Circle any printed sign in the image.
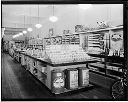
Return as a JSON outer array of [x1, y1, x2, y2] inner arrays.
[[53, 77, 64, 88], [82, 69, 89, 85], [70, 71, 78, 89], [110, 31, 123, 50]]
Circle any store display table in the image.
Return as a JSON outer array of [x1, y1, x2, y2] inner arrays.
[[20, 52, 98, 94]]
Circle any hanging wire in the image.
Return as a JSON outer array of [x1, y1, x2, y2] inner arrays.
[[38, 4, 39, 23], [53, 5, 54, 16], [29, 5, 31, 26], [24, 15, 25, 28]]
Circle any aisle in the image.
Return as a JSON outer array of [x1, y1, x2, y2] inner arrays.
[[1, 53, 112, 100]]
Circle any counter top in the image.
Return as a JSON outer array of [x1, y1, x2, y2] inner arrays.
[[20, 52, 98, 67]]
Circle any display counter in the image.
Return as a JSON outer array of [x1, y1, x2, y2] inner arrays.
[[13, 50, 26, 63], [18, 45, 99, 94], [20, 52, 98, 94]]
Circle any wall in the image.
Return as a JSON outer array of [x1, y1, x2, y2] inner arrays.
[[37, 4, 123, 39]]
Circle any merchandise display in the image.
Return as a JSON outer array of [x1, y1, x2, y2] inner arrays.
[[45, 45, 91, 64], [2, 4, 126, 100]]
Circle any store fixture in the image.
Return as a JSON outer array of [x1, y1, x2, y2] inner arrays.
[[86, 26, 124, 89], [35, 5, 42, 29], [49, 5, 58, 23], [17, 44, 99, 94], [11, 25, 124, 94]]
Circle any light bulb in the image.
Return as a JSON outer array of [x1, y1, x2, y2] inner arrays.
[[23, 30, 27, 34], [13, 34, 20, 38], [49, 16, 58, 22], [27, 28, 33, 32], [13, 35, 16, 38], [35, 24, 42, 29], [19, 33, 23, 36], [78, 4, 92, 10]]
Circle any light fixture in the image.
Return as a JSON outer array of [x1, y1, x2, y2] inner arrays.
[[23, 30, 27, 34], [28, 6, 33, 32], [35, 5, 42, 29], [13, 33, 20, 38], [19, 32, 23, 36], [78, 4, 92, 10], [49, 5, 58, 22], [27, 27, 33, 32], [49, 16, 58, 22], [35, 23, 42, 29]]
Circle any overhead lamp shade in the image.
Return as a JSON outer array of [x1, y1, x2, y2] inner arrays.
[[49, 16, 58, 22], [13, 34, 19, 38], [13, 35, 16, 38], [19, 33, 23, 36], [27, 28, 33, 32], [23, 30, 27, 34], [35, 24, 42, 29], [78, 4, 92, 10]]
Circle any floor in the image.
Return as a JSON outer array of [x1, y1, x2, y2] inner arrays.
[[2, 53, 112, 100]]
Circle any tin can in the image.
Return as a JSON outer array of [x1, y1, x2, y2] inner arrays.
[[51, 69, 65, 94], [77, 67, 89, 87], [65, 68, 78, 90]]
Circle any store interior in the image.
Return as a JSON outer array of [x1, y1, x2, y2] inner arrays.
[[2, 4, 127, 100]]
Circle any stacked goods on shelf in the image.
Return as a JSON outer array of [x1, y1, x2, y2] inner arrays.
[[50, 36, 62, 45], [62, 34, 80, 44], [51, 69, 65, 94], [87, 33, 105, 55], [77, 67, 89, 87], [36, 61, 47, 85], [45, 45, 91, 64], [65, 68, 78, 90], [44, 38, 51, 45]]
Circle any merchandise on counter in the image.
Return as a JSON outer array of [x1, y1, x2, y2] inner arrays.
[[51, 69, 65, 94], [77, 67, 89, 87], [45, 45, 91, 64], [65, 68, 78, 90]]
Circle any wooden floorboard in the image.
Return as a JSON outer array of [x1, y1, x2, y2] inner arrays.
[[1, 53, 112, 100]]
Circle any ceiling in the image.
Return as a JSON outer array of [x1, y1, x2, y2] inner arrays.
[[2, 4, 123, 40]]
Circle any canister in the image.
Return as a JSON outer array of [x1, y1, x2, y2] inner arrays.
[[51, 69, 65, 94], [65, 68, 78, 90], [77, 67, 89, 87]]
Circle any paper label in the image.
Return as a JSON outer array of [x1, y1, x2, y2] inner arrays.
[[53, 77, 64, 88], [70, 71, 78, 88], [82, 69, 89, 85]]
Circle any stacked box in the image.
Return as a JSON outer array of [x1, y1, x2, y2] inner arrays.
[[65, 68, 78, 90], [77, 67, 89, 87], [51, 69, 65, 94]]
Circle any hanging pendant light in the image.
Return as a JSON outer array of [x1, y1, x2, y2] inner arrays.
[[49, 5, 58, 22], [28, 5, 33, 32], [23, 15, 27, 34], [23, 30, 27, 34], [35, 4, 42, 29], [19, 32, 23, 36], [27, 27, 33, 32]]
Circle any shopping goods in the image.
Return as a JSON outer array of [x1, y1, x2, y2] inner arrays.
[[51, 69, 65, 94], [65, 68, 78, 90], [77, 67, 89, 87]]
